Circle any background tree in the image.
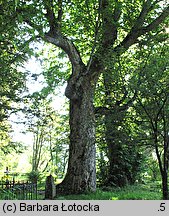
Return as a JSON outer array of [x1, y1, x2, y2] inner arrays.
[[95, 51, 146, 187], [134, 41, 169, 199], [0, 0, 28, 163], [22, 95, 69, 180]]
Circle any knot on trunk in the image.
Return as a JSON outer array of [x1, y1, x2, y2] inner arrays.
[[65, 75, 84, 101]]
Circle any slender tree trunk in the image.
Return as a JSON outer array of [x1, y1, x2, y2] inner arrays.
[[162, 170, 168, 200], [162, 138, 168, 200], [56, 74, 96, 194], [154, 126, 168, 200]]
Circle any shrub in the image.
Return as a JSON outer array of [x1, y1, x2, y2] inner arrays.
[[27, 171, 41, 183]]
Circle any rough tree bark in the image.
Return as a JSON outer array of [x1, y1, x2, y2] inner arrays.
[[59, 75, 97, 194], [44, 35, 99, 194]]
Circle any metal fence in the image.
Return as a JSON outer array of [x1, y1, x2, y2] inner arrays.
[[0, 180, 38, 200]]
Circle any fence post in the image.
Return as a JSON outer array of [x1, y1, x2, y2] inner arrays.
[[4, 167, 9, 188], [45, 175, 56, 199]]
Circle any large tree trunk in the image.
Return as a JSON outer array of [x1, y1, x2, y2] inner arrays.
[[56, 73, 96, 194], [44, 32, 99, 196]]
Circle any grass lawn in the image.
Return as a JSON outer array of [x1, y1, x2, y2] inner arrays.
[[0, 182, 163, 200], [56, 184, 162, 200]]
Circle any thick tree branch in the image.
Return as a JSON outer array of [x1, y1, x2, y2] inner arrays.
[[156, 95, 168, 120], [143, 5, 169, 33], [42, 0, 87, 100], [57, 0, 63, 28], [21, 0, 81, 71], [95, 91, 136, 116], [42, 0, 85, 72], [86, 0, 102, 75], [95, 106, 110, 115], [44, 33, 84, 70], [44, 32, 87, 100], [23, 19, 44, 35], [112, 0, 122, 41], [137, 97, 156, 132], [43, 0, 59, 34], [101, 0, 121, 46], [115, 4, 169, 53], [132, 0, 152, 29]]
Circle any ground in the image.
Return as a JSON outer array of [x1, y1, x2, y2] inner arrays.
[[55, 183, 162, 200]]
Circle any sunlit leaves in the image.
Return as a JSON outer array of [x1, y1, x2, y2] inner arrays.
[[37, 43, 71, 93]]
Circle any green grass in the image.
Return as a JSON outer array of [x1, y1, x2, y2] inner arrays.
[[56, 184, 162, 200], [0, 182, 163, 200]]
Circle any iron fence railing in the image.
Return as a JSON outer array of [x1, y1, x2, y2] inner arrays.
[[0, 180, 38, 200]]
